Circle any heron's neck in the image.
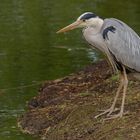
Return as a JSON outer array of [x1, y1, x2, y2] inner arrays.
[[88, 18, 104, 34]]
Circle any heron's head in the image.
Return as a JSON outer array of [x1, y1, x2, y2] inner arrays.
[[57, 12, 103, 33]]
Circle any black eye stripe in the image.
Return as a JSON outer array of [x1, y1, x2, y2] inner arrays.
[[80, 13, 97, 20]]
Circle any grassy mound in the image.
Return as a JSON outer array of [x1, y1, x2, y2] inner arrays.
[[18, 60, 140, 140]]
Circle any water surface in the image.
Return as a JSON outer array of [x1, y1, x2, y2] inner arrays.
[[0, 0, 140, 139]]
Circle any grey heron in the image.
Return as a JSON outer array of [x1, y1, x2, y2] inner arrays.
[[57, 12, 140, 119]]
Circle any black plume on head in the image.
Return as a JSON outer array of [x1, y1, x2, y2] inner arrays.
[[80, 13, 97, 20]]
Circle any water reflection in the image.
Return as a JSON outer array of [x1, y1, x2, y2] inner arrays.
[[0, 0, 140, 139]]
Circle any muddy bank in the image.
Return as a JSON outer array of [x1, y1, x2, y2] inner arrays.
[[18, 60, 140, 140]]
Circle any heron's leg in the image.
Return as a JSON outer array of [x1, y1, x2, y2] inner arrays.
[[119, 66, 128, 117], [94, 74, 123, 119], [95, 67, 128, 119], [107, 74, 124, 116], [105, 66, 128, 120]]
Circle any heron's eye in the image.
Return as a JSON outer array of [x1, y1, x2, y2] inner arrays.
[[82, 19, 86, 22]]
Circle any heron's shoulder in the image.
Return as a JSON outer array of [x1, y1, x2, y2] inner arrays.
[[103, 18, 140, 38], [101, 18, 125, 40], [102, 18, 139, 37], [103, 18, 127, 29]]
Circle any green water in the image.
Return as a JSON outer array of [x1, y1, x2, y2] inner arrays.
[[0, 0, 140, 139]]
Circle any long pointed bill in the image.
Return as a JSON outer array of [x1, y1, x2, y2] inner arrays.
[[56, 20, 82, 33]]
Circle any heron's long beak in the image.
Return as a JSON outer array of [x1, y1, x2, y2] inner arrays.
[[56, 20, 82, 33]]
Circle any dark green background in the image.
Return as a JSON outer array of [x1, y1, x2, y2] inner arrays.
[[0, 0, 139, 139]]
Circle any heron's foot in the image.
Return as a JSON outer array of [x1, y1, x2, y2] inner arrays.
[[94, 108, 119, 119], [107, 106, 118, 116], [104, 112, 123, 120]]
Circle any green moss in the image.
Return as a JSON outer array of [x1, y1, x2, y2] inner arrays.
[[110, 74, 119, 81], [77, 92, 92, 97]]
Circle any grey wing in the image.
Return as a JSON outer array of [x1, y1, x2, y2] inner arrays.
[[101, 18, 140, 72]]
